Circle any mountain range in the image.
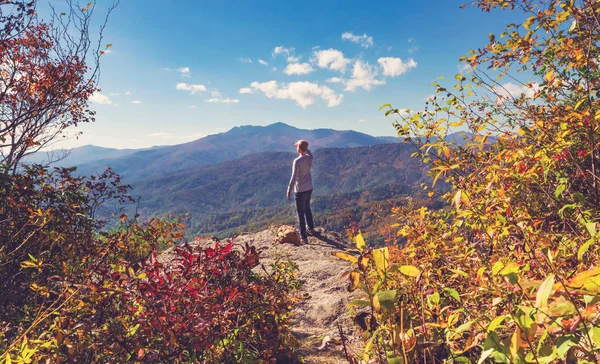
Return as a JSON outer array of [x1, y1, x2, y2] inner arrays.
[[71, 123, 401, 180], [29, 123, 443, 238]]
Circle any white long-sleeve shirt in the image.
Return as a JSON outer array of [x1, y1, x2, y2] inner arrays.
[[287, 149, 313, 194]]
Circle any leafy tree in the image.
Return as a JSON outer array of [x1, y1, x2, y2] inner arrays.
[[0, 0, 118, 172]]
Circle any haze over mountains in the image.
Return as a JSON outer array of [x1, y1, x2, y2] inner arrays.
[[37, 123, 401, 180]]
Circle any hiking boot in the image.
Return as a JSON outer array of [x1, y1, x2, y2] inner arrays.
[[301, 237, 309, 245]]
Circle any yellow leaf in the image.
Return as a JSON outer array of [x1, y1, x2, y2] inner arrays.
[[358, 254, 370, 272], [372, 295, 381, 312], [354, 233, 365, 252], [510, 327, 522, 359], [348, 270, 361, 292], [566, 266, 600, 292], [332, 251, 358, 264], [442, 146, 451, 159], [461, 191, 470, 205], [535, 274, 555, 312], [373, 247, 389, 277], [399, 265, 421, 277]]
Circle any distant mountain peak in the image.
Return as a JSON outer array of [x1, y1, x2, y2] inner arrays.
[[226, 122, 300, 135], [266, 122, 297, 129]]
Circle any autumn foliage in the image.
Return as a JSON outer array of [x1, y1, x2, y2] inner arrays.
[[335, 0, 600, 362], [0, 2, 302, 362]]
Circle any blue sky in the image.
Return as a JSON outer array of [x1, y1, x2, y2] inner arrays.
[[61, 0, 523, 149]]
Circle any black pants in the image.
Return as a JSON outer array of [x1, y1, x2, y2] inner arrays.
[[295, 189, 314, 239]]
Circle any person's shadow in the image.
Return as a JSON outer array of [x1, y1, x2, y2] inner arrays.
[[308, 232, 347, 250]]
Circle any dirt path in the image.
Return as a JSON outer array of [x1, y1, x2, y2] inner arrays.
[[234, 229, 362, 363]]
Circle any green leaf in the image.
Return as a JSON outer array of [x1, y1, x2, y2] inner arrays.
[[427, 292, 440, 307], [500, 263, 520, 284], [449, 268, 469, 278], [590, 326, 600, 349], [556, 334, 577, 360], [578, 238, 594, 260], [398, 265, 420, 277], [348, 299, 371, 307], [492, 261, 505, 275], [379, 103, 392, 111], [558, 203, 577, 216], [387, 353, 404, 364], [444, 287, 461, 303], [375, 290, 397, 312], [487, 315, 507, 332], [585, 222, 596, 237], [554, 183, 566, 199], [548, 297, 577, 317], [448, 320, 476, 340]]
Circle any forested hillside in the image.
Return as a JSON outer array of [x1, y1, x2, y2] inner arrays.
[[130, 143, 437, 238]]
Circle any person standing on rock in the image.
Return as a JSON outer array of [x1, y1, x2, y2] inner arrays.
[[287, 139, 316, 244]]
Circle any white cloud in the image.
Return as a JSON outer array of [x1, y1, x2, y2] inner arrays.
[[408, 38, 415, 43], [248, 80, 343, 108], [358, 119, 368, 123], [312, 49, 351, 73], [240, 57, 252, 63], [458, 63, 472, 73], [273, 46, 293, 58], [258, 59, 269, 66], [188, 105, 198, 109], [176, 82, 207, 94], [325, 77, 344, 84], [130, 100, 142, 104], [125, 91, 132, 96], [109, 92, 120, 96], [496, 82, 539, 100], [89, 92, 112, 105], [345, 61, 385, 92], [177, 67, 190, 77], [239, 87, 253, 94], [408, 46, 418, 54], [205, 97, 240, 104], [287, 56, 299, 63], [284, 62, 315, 75], [104, 49, 112, 54], [210, 90, 222, 97], [377, 57, 417, 77], [341, 32, 374, 48]]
